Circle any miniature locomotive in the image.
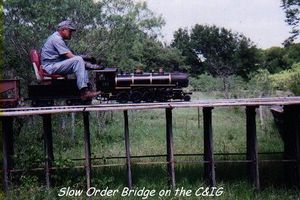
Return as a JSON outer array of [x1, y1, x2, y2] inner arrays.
[[0, 50, 191, 107], [28, 68, 191, 106]]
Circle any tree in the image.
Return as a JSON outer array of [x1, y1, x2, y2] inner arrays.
[[0, 2, 3, 79], [283, 43, 300, 66], [263, 43, 300, 73], [263, 47, 288, 73], [282, 0, 300, 45], [77, 0, 168, 70], [172, 24, 261, 79], [171, 28, 201, 74], [172, 24, 261, 97]]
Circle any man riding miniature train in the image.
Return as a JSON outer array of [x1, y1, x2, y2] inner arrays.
[[41, 20, 103, 100]]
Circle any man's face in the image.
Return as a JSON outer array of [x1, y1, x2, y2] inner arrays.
[[60, 28, 74, 40]]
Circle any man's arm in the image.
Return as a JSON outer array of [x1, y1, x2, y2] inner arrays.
[[65, 51, 75, 58]]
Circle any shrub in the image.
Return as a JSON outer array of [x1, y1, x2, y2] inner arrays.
[[189, 73, 222, 92], [270, 63, 300, 95], [247, 69, 272, 97]]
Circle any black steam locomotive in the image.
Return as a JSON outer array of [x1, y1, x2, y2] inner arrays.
[[95, 68, 191, 103], [27, 68, 191, 106]]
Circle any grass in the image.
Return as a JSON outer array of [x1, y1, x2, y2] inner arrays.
[[1, 92, 299, 199]]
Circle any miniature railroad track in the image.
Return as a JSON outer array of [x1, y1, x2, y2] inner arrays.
[[1, 96, 300, 116]]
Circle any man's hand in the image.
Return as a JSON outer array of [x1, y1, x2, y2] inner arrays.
[[65, 51, 75, 58], [85, 62, 105, 70], [81, 55, 97, 64]]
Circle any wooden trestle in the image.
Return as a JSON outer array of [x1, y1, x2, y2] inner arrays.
[[1, 97, 300, 192]]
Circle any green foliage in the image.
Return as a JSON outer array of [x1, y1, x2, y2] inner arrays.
[[172, 25, 262, 79], [263, 43, 300, 73], [19, 175, 40, 189], [247, 69, 272, 97], [224, 75, 248, 98], [283, 43, 300, 66], [263, 47, 289, 73], [189, 73, 222, 92], [0, 1, 3, 78], [281, 0, 300, 45], [189, 70, 276, 99], [172, 28, 200, 74], [270, 62, 300, 95]]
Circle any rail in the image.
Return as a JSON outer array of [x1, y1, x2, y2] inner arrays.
[[1, 97, 300, 116]]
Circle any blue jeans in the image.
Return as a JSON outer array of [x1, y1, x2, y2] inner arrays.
[[43, 56, 89, 90]]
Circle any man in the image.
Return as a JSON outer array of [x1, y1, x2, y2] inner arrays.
[[41, 20, 101, 100]]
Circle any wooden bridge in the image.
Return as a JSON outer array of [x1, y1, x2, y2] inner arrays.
[[1, 97, 300, 192]]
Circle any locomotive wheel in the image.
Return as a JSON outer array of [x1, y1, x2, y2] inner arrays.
[[156, 91, 168, 102], [31, 99, 54, 107], [117, 92, 129, 103], [183, 95, 191, 101], [66, 99, 74, 106], [66, 99, 83, 105], [130, 91, 142, 103], [31, 100, 38, 107], [81, 99, 92, 105], [143, 91, 154, 102]]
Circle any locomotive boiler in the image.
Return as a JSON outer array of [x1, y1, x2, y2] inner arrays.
[[95, 68, 191, 103]]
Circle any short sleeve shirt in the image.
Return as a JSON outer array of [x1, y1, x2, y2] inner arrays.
[[41, 31, 71, 66]]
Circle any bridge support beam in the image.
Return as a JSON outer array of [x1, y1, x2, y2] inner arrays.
[[203, 107, 216, 187], [246, 106, 260, 190], [2, 116, 14, 192], [283, 105, 300, 187], [124, 110, 132, 188], [42, 114, 54, 189], [166, 108, 175, 188], [83, 112, 92, 190]]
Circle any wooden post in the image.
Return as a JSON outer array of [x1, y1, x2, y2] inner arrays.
[[295, 109, 300, 188], [166, 108, 175, 188], [283, 105, 300, 186], [71, 113, 76, 142], [42, 114, 54, 189], [2, 117, 14, 192], [246, 106, 260, 190], [203, 107, 216, 187], [198, 107, 201, 129], [124, 110, 132, 188], [83, 112, 92, 189]]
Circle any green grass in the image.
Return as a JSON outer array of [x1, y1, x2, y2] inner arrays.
[[1, 92, 299, 199]]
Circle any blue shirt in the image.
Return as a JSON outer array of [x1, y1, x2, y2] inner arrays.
[[41, 32, 71, 67]]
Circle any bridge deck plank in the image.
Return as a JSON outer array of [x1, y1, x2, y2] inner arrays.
[[1, 97, 300, 116]]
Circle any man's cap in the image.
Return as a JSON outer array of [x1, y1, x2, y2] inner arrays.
[[57, 20, 76, 31]]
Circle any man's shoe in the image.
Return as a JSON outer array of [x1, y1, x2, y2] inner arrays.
[[81, 90, 101, 100]]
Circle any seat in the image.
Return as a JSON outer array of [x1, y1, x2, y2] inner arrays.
[[30, 49, 66, 81]]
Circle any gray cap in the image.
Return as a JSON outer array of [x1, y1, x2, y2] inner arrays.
[[57, 20, 76, 31]]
